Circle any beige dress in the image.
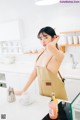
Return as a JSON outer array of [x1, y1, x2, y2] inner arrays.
[[36, 47, 68, 100]]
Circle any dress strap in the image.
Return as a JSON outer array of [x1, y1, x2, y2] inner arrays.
[[58, 71, 65, 82], [36, 49, 45, 62]]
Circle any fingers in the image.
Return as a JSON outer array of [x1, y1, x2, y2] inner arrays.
[[56, 35, 60, 38], [14, 90, 22, 96], [52, 36, 60, 45]]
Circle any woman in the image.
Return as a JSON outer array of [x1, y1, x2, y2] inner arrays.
[[15, 26, 68, 100]]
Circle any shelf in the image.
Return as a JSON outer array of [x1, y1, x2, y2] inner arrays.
[[60, 30, 80, 52], [23, 52, 38, 54], [60, 44, 80, 52], [60, 30, 80, 34]]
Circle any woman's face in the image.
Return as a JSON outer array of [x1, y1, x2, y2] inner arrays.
[[39, 32, 54, 47]]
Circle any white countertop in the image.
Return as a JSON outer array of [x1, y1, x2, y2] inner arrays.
[[59, 63, 80, 80], [0, 62, 80, 79], [0, 54, 37, 74], [0, 55, 80, 79], [60, 69, 80, 80], [0, 88, 51, 120], [0, 87, 70, 120]]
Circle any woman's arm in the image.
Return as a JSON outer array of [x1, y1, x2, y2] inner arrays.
[[47, 45, 64, 60], [47, 37, 64, 61], [21, 67, 37, 93], [14, 67, 37, 95], [46, 36, 64, 74]]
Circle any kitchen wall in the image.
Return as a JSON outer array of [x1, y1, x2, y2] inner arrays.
[[0, 0, 80, 63]]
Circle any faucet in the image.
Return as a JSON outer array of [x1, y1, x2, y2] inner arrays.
[[70, 54, 78, 69]]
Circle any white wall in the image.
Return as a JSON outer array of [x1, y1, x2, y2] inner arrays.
[[0, 1, 80, 47], [0, 20, 21, 41], [0, 0, 80, 63]]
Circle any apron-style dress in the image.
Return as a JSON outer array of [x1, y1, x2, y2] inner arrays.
[[36, 48, 68, 100]]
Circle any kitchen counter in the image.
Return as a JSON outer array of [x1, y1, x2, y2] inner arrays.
[[61, 69, 80, 80], [59, 63, 80, 80], [0, 62, 34, 74], [0, 54, 37, 74], [0, 62, 80, 79], [0, 54, 80, 79], [0, 88, 51, 120], [0, 86, 71, 120], [0, 88, 70, 120]]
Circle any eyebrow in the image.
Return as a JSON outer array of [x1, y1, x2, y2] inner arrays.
[[39, 35, 48, 40], [42, 32, 48, 36], [38, 33, 48, 39], [43, 34, 48, 37]]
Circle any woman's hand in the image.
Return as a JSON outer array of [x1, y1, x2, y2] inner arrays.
[[52, 36, 60, 45], [46, 36, 60, 50], [14, 90, 23, 96], [49, 36, 60, 45]]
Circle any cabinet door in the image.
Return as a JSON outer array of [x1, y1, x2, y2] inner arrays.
[[6, 72, 36, 94], [65, 79, 80, 101]]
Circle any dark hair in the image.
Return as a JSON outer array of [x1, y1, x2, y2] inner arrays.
[[37, 26, 56, 38], [38, 26, 59, 49]]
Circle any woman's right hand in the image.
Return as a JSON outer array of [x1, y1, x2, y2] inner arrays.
[[14, 90, 23, 96]]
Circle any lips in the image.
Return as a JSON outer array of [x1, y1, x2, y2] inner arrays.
[[43, 44, 46, 46], [43, 43, 46, 46]]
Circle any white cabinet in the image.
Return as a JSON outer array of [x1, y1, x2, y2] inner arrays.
[[65, 79, 80, 101], [0, 72, 7, 104], [0, 87, 7, 105]]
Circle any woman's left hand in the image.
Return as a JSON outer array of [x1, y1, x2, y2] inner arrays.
[[50, 36, 60, 45], [14, 90, 23, 96], [46, 36, 60, 50]]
